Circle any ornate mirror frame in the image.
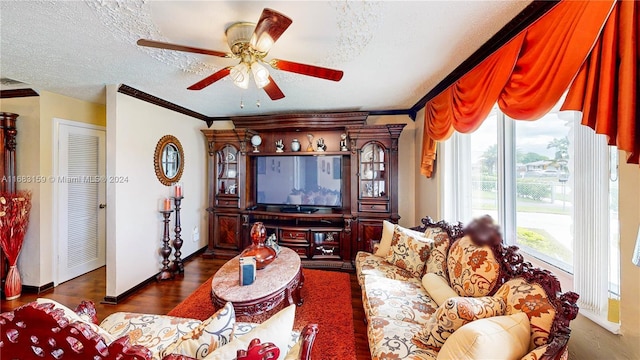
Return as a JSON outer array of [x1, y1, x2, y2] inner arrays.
[[154, 135, 184, 186]]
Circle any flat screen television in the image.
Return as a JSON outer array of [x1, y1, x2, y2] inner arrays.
[[256, 155, 342, 208]]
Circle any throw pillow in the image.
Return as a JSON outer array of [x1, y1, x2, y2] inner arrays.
[[423, 228, 452, 281], [421, 273, 458, 306], [494, 278, 556, 350], [385, 225, 433, 278], [36, 298, 116, 343], [374, 220, 396, 257], [161, 302, 236, 358], [436, 312, 531, 360], [202, 304, 296, 360], [413, 296, 506, 350], [446, 235, 500, 297]]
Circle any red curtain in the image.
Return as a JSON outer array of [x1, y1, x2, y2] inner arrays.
[[421, 0, 618, 177], [561, 0, 639, 164]]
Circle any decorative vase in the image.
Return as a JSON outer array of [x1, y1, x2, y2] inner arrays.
[[242, 222, 276, 270], [5, 265, 21, 300], [291, 139, 301, 152]]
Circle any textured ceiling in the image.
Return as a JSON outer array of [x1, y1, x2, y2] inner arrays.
[[0, 1, 532, 117]]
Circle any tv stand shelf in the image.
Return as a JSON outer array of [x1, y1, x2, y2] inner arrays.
[[247, 151, 348, 157], [201, 112, 404, 271], [243, 212, 354, 271]]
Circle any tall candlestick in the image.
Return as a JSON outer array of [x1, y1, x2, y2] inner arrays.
[[171, 195, 184, 274], [157, 209, 174, 280], [174, 182, 183, 198]]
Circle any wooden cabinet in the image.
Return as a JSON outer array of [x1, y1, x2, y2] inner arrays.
[[201, 113, 404, 268], [201, 129, 255, 258], [347, 125, 404, 253]]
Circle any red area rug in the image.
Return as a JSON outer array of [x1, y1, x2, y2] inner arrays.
[[168, 269, 357, 360]]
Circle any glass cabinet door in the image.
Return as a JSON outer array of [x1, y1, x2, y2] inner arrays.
[[359, 143, 386, 198], [217, 145, 239, 196]]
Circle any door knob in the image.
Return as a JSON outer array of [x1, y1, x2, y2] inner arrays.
[[99, 203, 107, 209]]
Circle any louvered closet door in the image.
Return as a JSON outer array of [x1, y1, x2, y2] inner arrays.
[[57, 122, 106, 284]]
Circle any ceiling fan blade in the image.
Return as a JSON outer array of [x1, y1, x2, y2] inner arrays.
[[263, 76, 285, 100], [187, 67, 232, 90], [269, 59, 344, 81], [250, 8, 293, 53], [137, 39, 230, 58]]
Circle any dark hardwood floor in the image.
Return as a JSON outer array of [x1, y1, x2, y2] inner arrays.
[[1, 256, 371, 360]]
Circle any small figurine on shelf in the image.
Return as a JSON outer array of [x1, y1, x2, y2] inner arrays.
[[228, 183, 237, 194], [316, 138, 327, 152], [306, 133, 314, 152], [340, 133, 349, 151], [275, 139, 285, 152]]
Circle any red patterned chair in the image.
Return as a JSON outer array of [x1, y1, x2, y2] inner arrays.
[[355, 215, 579, 360]]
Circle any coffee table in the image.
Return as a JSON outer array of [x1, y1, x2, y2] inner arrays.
[[211, 247, 304, 316]]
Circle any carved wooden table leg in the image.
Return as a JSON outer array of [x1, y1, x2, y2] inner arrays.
[[293, 268, 304, 306]]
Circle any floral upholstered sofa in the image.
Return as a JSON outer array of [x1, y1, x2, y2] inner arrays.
[[355, 216, 579, 360], [0, 299, 317, 360]]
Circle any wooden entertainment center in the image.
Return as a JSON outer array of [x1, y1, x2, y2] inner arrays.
[[201, 112, 404, 270]]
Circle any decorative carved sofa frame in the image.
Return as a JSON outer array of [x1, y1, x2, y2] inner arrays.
[[0, 301, 318, 360], [356, 215, 579, 359]]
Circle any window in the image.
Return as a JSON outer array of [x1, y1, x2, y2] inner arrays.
[[441, 105, 620, 331]]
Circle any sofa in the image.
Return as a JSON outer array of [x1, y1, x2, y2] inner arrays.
[[355, 215, 579, 360], [0, 298, 318, 360]]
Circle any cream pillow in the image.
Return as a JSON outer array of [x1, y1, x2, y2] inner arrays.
[[161, 302, 235, 358], [36, 298, 116, 343], [414, 296, 506, 350], [436, 312, 531, 360], [385, 225, 433, 278], [203, 304, 296, 360], [422, 273, 458, 306], [374, 220, 396, 257]]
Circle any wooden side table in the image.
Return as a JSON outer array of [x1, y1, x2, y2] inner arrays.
[[211, 247, 304, 316]]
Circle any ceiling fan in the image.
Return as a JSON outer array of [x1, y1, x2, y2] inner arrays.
[[137, 8, 344, 101]]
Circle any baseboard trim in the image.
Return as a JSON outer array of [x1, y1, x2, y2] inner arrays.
[[102, 246, 207, 305], [22, 282, 55, 294]]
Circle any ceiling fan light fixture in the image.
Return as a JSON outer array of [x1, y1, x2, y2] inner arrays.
[[225, 22, 255, 55], [250, 34, 275, 54], [230, 62, 250, 89], [251, 62, 270, 89]]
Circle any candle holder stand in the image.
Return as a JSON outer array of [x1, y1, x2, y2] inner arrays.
[[171, 196, 184, 273], [157, 209, 174, 280]]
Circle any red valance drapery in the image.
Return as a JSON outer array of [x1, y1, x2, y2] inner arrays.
[[562, 0, 639, 164], [420, 0, 637, 178]]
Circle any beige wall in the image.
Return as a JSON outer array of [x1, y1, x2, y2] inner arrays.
[[367, 114, 417, 227], [0, 92, 105, 287], [1, 96, 41, 286], [106, 86, 207, 297], [413, 108, 440, 223]]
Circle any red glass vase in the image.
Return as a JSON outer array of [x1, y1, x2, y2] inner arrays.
[[242, 222, 276, 270], [5, 265, 21, 300]]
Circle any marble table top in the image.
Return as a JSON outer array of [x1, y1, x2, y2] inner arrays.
[[211, 247, 301, 303]]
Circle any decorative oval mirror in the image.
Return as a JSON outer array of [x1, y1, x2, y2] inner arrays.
[[154, 135, 184, 186]]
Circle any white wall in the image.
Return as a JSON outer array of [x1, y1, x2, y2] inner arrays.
[[106, 86, 207, 297]]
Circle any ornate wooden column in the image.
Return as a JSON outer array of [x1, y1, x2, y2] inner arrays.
[[0, 112, 19, 287]]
